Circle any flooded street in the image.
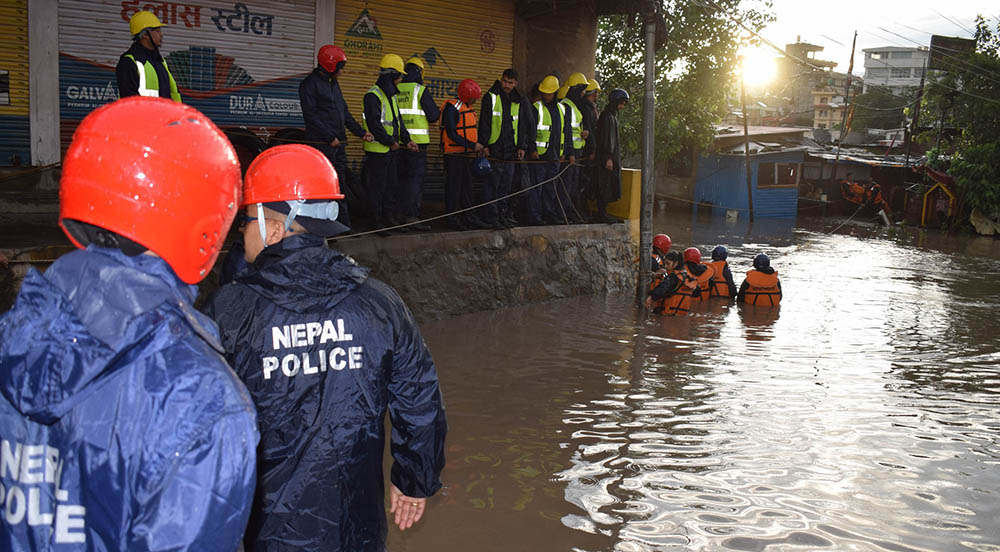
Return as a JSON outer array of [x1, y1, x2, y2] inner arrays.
[[393, 214, 1000, 552]]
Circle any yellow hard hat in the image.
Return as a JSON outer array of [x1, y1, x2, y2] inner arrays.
[[567, 72, 588, 87], [586, 78, 602, 92], [379, 54, 405, 73], [129, 10, 164, 36], [538, 75, 560, 94], [557, 84, 569, 100], [405, 56, 425, 70]]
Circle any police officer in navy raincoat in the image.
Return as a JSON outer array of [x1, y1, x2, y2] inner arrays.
[[0, 97, 258, 550], [206, 145, 447, 552]]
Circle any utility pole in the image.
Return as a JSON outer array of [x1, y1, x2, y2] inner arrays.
[[637, 6, 657, 307], [830, 31, 857, 184], [740, 65, 755, 223], [904, 58, 926, 171]]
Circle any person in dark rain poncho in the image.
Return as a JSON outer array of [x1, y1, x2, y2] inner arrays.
[[206, 144, 447, 552], [0, 97, 258, 550], [594, 88, 629, 223]]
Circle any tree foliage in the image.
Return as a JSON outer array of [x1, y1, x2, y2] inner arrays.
[[852, 87, 913, 131], [923, 15, 1000, 219], [596, 0, 774, 167]]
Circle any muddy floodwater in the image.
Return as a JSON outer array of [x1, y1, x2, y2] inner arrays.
[[389, 214, 1000, 552]]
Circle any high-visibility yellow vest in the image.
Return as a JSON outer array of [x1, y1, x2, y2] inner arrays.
[[533, 100, 564, 157], [486, 92, 519, 147], [396, 82, 429, 145], [362, 85, 400, 154], [124, 54, 181, 102], [560, 98, 584, 150]]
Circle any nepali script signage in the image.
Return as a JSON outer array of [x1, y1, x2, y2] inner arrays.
[[60, 0, 315, 127]]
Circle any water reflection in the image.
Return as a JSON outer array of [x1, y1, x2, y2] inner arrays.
[[400, 217, 1000, 552]]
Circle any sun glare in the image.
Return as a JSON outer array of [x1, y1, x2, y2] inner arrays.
[[740, 47, 777, 88]]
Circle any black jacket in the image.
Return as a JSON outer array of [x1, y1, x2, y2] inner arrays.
[[299, 67, 366, 145], [477, 80, 530, 160], [570, 86, 597, 157], [363, 73, 411, 147], [206, 234, 447, 552], [115, 41, 172, 98]]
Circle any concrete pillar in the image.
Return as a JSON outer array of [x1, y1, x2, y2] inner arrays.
[[28, 0, 60, 167], [315, 0, 336, 52], [513, 1, 598, 93]]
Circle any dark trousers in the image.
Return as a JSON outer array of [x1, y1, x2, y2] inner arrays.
[[365, 150, 397, 225], [444, 154, 473, 219], [318, 143, 352, 227], [532, 161, 561, 220], [395, 146, 426, 219], [482, 159, 515, 222]]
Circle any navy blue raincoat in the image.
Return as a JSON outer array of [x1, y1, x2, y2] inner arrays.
[[0, 247, 259, 551], [205, 234, 447, 552]]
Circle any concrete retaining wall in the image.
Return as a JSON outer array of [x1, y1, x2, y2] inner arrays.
[[1, 223, 639, 322]]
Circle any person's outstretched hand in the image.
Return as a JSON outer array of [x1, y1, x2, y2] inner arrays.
[[389, 483, 426, 531]]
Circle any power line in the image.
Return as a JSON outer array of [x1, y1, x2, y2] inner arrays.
[[930, 8, 975, 36], [875, 26, 1000, 85]]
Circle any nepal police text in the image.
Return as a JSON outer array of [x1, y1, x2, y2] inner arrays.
[[265, 319, 363, 379], [1, 439, 86, 543]]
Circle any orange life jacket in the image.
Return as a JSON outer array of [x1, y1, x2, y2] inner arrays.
[[686, 264, 714, 301], [741, 269, 781, 306], [441, 98, 478, 153], [707, 260, 730, 297], [662, 269, 697, 315]]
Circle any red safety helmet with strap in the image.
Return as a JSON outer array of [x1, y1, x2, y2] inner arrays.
[[653, 233, 671, 253], [683, 247, 701, 264], [243, 144, 348, 237], [317, 44, 347, 73], [59, 96, 241, 284], [457, 79, 481, 104], [243, 144, 343, 205]]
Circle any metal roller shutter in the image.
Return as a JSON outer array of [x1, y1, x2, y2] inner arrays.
[[0, 0, 29, 166], [334, 0, 514, 200], [58, 0, 316, 152]]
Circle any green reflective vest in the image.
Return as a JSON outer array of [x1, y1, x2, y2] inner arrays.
[[396, 82, 429, 145], [560, 98, 584, 150], [124, 54, 181, 102], [487, 92, 519, 147], [533, 100, 564, 157], [362, 85, 401, 154]]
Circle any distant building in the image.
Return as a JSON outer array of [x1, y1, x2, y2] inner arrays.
[[774, 39, 837, 126], [862, 46, 929, 95], [812, 72, 863, 131]]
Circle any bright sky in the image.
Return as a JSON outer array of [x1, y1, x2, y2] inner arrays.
[[740, 0, 997, 84]]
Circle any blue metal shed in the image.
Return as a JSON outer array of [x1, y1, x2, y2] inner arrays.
[[693, 126, 810, 219]]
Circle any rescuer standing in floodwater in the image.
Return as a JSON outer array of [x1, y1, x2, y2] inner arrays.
[[205, 144, 447, 552], [116, 11, 181, 101], [0, 97, 258, 549]]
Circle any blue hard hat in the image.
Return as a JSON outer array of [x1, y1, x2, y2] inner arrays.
[[712, 245, 728, 261], [472, 156, 492, 178], [753, 253, 770, 270]]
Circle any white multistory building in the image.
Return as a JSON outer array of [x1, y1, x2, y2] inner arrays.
[[862, 46, 929, 95]]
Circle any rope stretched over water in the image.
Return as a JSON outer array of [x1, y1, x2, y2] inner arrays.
[[328, 162, 578, 240]]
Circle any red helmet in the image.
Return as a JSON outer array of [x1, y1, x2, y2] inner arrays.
[[243, 144, 343, 205], [457, 79, 481, 104], [59, 96, 241, 284], [652, 233, 671, 253], [318, 44, 347, 73], [683, 247, 701, 264]]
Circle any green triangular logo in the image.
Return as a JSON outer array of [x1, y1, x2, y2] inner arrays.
[[346, 9, 382, 39]]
